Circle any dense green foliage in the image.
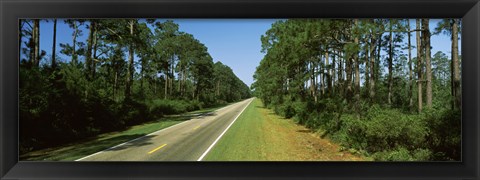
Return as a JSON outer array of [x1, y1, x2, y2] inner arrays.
[[253, 19, 461, 161], [19, 19, 251, 154]]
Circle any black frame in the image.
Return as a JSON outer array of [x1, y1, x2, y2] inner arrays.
[[1, 0, 479, 179]]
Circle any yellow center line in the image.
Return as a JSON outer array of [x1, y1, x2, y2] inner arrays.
[[193, 125, 201, 130], [148, 144, 167, 154]]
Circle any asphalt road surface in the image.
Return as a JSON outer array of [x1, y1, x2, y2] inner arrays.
[[76, 98, 254, 161]]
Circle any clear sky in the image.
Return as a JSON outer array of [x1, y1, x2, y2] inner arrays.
[[30, 19, 458, 87]]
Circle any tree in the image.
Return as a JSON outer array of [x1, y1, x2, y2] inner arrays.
[[51, 19, 57, 69], [63, 20, 85, 64], [451, 19, 461, 110], [176, 33, 198, 98], [124, 19, 136, 100], [213, 62, 250, 103], [154, 20, 180, 99], [432, 51, 450, 85], [95, 19, 142, 100], [407, 20, 413, 108], [33, 19, 40, 67], [423, 19, 432, 108], [364, 19, 385, 101], [416, 19, 423, 112], [434, 19, 461, 110], [387, 20, 394, 104], [136, 22, 155, 92], [86, 20, 100, 79], [384, 19, 405, 105], [353, 19, 361, 102], [19, 20, 35, 65]]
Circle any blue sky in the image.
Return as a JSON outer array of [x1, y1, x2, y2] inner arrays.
[[29, 19, 458, 87], [172, 19, 274, 87]]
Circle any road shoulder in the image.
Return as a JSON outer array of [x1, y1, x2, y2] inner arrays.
[[205, 98, 365, 161]]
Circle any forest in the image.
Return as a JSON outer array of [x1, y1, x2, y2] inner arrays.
[[19, 19, 251, 154], [253, 19, 461, 161]]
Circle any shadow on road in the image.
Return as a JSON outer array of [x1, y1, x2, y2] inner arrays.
[[70, 134, 152, 157], [167, 111, 217, 120], [20, 134, 149, 160], [105, 135, 155, 151], [20, 107, 225, 161]]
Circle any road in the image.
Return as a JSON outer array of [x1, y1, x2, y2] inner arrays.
[[75, 98, 254, 161]]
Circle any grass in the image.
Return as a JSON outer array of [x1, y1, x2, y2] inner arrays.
[[204, 99, 267, 160], [20, 104, 228, 161], [204, 98, 366, 161]]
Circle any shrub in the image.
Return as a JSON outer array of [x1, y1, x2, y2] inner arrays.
[[421, 108, 461, 160], [268, 95, 461, 161], [321, 104, 434, 161], [119, 98, 150, 126], [278, 102, 295, 119], [148, 99, 202, 117], [362, 108, 427, 152], [337, 114, 367, 150], [372, 148, 432, 161], [373, 147, 414, 161]]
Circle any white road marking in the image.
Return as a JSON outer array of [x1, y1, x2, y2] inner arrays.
[[197, 98, 254, 161]]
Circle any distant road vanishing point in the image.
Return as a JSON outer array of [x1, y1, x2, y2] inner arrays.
[[76, 98, 254, 161]]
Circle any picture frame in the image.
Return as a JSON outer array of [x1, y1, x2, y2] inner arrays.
[[1, 0, 479, 179]]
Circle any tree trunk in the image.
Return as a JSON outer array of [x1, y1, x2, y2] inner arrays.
[[51, 19, 57, 69], [86, 21, 95, 79], [407, 20, 414, 109], [154, 77, 157, 95], [33, 19, 40, 67], [346, 57, 353, 101], [364, 42, 369, 94], [140, 65, 145, 91], [165, 73, 168, 100], [314, 65, 318, 102], [183, 69, 187, 96], [416, 19, 423, 113], [354, 20, 360, 101], [72, 21, 78, 64], [369, 37, 376, 100], [450, 26, 455, 110], [452, 19, 461, 110], [192, 77, 195, 100], [195, 81, 200, 101], [423, 19, 432, 108], [125, 20, 135, 100], [308, 62, 315, 98], [320, 66, 324, 97], [332, 49, 336, 93], [325, 46, 331, 97], [29, 36, 35, 65], [178, 67, 182, 93], [114, 72, 118, 101], [92, 26, 98, 78], [387, 21, 394, 105], [338, 51, 343, 85], [376, 34, 381, 84], [170, 56, 174, 97]]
